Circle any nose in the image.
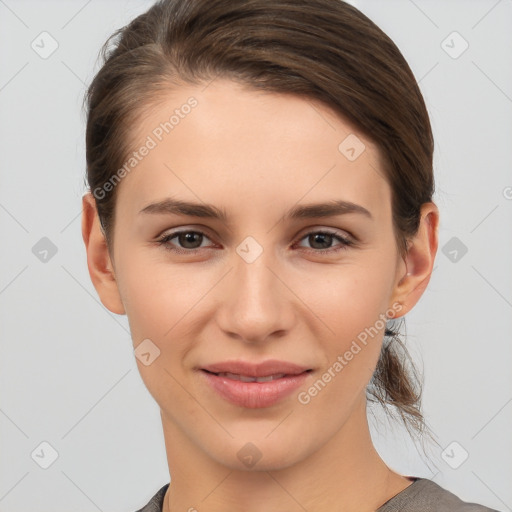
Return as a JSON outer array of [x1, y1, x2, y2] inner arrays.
[[215, 248, 296, 345]]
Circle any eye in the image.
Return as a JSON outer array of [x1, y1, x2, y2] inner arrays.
[[294, 230, 354, 254], [156, 230, 214, 254], [156, 228, 355, 255]]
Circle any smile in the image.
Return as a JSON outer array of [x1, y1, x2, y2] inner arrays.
[[200, 369, 312, 408], [210, 371, 287, 382]]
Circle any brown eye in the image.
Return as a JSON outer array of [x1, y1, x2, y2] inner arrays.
[[175, 232, 204, 249], [157, 230, 213, 253], [296, 230, 354, 253]]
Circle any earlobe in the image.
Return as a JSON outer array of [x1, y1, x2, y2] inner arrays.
[[81, 192, 126, 315], [389, 202, 439, 317]]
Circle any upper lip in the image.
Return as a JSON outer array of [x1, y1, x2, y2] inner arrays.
[[201, 359, 312, 377]]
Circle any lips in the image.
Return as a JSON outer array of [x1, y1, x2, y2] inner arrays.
[[212, 372, 287, 382], [199, 359, 313, 408], [201, 359, 311, 378]]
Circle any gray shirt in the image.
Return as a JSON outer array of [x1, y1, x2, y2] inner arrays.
[[134, 478, 500, 511]]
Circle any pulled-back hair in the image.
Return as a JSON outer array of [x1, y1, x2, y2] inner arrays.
[[84, 0, 435, 440]]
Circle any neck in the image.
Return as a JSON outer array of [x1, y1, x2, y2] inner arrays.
[[161, 397, 412, 512]]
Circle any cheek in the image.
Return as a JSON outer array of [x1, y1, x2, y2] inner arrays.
[[115, 257, 203, 408], [117, 246, 396, 351], [115, 251, 204, 343], [303, 257, 395, 339], [296, 280, 388, 417], [296, 258, 394, 387]]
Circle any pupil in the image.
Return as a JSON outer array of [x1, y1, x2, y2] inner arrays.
[[176, 233, 333, 250], [180, 232, 201, 248], [311, 233, 331, 249]]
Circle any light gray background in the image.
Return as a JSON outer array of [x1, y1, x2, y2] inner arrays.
[[0, 0, 511, 511]]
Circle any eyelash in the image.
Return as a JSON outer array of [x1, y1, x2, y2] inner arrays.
[[156, 229, 355, 255]]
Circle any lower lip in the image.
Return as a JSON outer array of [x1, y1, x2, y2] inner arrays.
[[200, 370, 311, 408]]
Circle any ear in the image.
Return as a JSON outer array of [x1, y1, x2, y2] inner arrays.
[[81, 192, 125, 315], [388, 202, 439, 317]]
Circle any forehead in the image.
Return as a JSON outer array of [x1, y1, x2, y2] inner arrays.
[[116, 78, 391, 220]]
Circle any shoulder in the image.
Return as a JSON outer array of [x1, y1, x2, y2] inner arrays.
[[133, 479, 500, 512], [133, 483, 169, 512], [377, 478, 500, 512]]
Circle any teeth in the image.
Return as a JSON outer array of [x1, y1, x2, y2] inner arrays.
[[217, 372, 286, 382]]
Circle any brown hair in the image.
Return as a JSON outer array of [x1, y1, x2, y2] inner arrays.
[[84, 0, 435, 441]]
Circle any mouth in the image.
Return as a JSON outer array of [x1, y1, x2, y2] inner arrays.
[[199, 366, 313, 408], [201, 369, 312, 382], [200, 359, 312, 378]]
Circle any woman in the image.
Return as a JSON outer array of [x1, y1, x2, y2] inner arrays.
[[81, 0, 499, 510]]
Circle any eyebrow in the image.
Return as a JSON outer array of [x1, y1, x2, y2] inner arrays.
[[139, 198, 372, 222]]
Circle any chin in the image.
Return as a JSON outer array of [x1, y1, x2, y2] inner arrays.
[[205, 432, 313, 472]]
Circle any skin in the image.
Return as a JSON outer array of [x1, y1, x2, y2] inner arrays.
[[82, 78, 439, 512]]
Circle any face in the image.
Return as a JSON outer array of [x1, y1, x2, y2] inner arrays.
[[100, 79, 410, 470]]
